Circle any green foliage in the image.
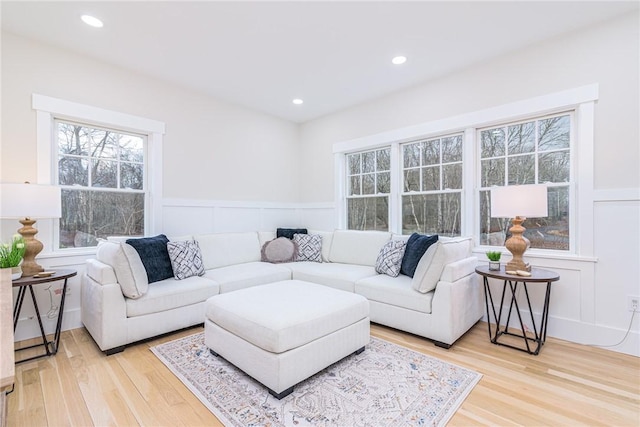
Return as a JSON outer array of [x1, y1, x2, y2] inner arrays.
[[486, 251, 502, 262], [0, 235, 26, 268]]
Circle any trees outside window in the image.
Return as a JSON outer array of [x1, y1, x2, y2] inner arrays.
[[56, 121, 146, 248], [346, 148, 390, 231], [478, 114, 571, 250], [343, 113, 572, 252], [402, 134, 463, 236]]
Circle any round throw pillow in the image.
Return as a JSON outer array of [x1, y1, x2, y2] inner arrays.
[[261, 237, 298, 263]]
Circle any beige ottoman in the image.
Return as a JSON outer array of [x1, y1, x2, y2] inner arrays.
[[204, 280, 370, 399]]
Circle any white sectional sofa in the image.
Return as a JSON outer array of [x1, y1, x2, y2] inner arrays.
[[81, 229, 484, 354]]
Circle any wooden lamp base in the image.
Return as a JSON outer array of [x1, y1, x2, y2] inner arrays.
[[17, 218, 45, 277], [504, 216, 532, 272]]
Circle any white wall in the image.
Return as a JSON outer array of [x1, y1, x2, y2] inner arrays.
[[299, 13, 640, 356], [1, 32, 301, 202], [0, 32, 302, 341]]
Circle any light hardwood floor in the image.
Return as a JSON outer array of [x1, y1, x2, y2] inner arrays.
[[7, 322, 640, 426]]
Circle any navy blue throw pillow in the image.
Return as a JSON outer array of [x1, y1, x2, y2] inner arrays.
[[126, 234, 174, 283], [400, 233, 439, 278], [276, 228, 308, 240]]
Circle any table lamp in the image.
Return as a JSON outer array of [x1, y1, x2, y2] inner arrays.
[[490, 184, 548, 272], [0, 182, 62, 276]]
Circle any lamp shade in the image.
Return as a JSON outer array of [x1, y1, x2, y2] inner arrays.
[[490, 184, 548, 218], [0, 183, 62, 219]]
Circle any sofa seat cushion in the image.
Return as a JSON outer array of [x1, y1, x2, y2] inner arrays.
[[205, 280, 369, 353], [355, 274, 434, 314], [126, 276, 220, 318], [283, 262, 377, 293], [203, 262, 291, 294]]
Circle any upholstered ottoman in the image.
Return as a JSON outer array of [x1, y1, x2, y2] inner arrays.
[[204, 280, 370, 399]]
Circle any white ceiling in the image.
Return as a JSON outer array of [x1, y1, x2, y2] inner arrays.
[[2, 1, 638, 123]]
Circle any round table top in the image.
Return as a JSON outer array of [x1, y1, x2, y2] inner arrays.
[[475, 265, 560, 282], [12, 269, 77, 287]]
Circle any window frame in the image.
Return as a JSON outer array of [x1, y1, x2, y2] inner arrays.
[[334, 84, 597, 259], [33, 94, 165, 254], [400, 132, 465, 236], [476, 111, 575, 253]]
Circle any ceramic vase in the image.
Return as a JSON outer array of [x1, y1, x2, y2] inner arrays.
[[11, 265, 22, 280]]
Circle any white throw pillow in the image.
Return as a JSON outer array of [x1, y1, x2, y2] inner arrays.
[[167, 240, 206, 280], [293, 233, 323, 262], [375, 240, 407, 277], [96, 241, 149, 298], [411, 237, 473, 293]]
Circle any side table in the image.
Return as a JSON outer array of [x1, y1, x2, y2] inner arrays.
[[12, 269, 77, 363], [475, 265, 559, 355]]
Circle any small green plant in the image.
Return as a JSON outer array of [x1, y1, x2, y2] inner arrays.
[[486, 251, 502, 262], [0, 235, 26, 268]]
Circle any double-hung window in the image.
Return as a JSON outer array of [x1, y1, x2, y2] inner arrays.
[[402, 133, 463, 236], [478, 113, 571, 250], [346, 148, 390, 231], [56, 120, 147, 248]]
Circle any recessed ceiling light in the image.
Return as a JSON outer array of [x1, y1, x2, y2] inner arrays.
[[391, 56, 407, 65], [292, 99, 304, 105], [81, 15, 104, 28]]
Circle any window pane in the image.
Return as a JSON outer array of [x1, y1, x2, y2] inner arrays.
[[539, 115, 570, 151], [422, 166, 440, 191], [507, 122, 535, 154], [377, 149, 390, 171], [404, 169, 420, 191], [58, 123, 90, 156], [481, 158, 505, 187], [91, 159, 118, 188], [348, 153, 361, 175], [539, 151, 570, 183], [443, 164, 462, 189], [58, 156, 88, 186], [422, 139, 440, 166], [481, 128, 505, 158], [349, 176, 361, 196], [119, 134, 144, 162], [442, 135, 462, 163], [60, 189, 144, 248], [362, 151, 375, 173], [479, 189, 509, 246], [404, 144, 420, 168], [402, 193, 461, 236], [120, 162, 144, 190], [377, 172, 390, 193], [348, 197, 388, 231], [507, 154, 535, 185], [90, 130, 118, 159], [362, 174, 375, 194]]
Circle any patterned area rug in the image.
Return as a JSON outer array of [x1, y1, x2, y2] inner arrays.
[[151, 333, 481, 426]]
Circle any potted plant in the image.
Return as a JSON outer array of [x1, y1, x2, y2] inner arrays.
[[486, 251, 502, 271], [0, 234, 26, 280]]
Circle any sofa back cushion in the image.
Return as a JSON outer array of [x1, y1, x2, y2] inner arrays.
[[309, 230, 334, 262], [411, 236, 474, 293], [96, 241, 148, 299], [196, 232, 261, 269], [329, 230, 391, 266]]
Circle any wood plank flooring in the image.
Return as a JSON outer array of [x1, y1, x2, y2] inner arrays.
[[7, 322, 640, 426]]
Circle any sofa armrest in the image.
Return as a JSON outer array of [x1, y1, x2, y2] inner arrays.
[[86, 258, 118, 285], [81, 271, 128, 352], [440, 256, 477, 283], [430, 273, 484, 344]]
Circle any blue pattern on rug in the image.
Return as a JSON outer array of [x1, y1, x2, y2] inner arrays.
[[151, 333, 481, 427]]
